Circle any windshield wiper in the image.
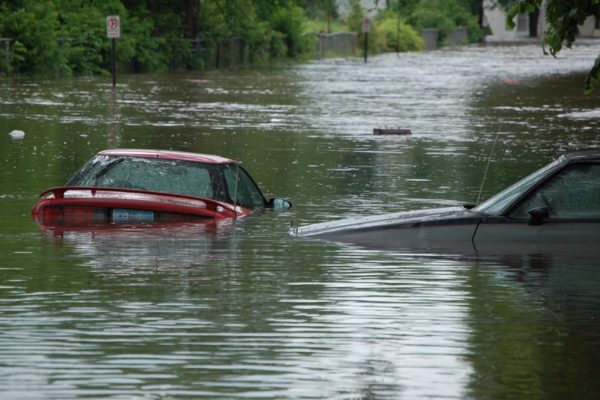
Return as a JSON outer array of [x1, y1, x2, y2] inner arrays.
[[93, 157, 124, 185]]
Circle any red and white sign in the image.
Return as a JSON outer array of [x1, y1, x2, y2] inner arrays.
[[106, 15, 120, 39], [362, 18, 371, 33]]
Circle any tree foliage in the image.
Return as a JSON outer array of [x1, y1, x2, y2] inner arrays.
[[0, 0, 313, 76], [0, 0, 488, 77], [506, 0, 600, 94], [378, 12, 424, 51], [387, 0, 483, 43]]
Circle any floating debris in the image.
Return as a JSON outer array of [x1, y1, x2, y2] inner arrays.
[[8, 130, 25, 139], [373, 128, 412, 135]]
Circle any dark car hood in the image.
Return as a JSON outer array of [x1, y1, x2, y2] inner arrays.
[[292, 206, 481, 238]]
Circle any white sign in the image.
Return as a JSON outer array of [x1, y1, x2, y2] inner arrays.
[[106, 15, 120, 39], [362, 18, 371, 33]]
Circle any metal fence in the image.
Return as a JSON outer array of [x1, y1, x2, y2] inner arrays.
[[316, 32, 358, 58], [0, 28, 470, 73], [422, 26, 469, 50], [190, 37, 251, 69]]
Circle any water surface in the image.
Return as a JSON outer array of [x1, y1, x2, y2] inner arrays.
[[2, 43, 600, 399]]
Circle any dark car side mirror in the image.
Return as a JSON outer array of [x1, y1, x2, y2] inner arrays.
[[528, 205, 549, 226], [268, 198, 292, 210]]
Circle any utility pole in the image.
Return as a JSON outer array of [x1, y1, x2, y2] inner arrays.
[[362, 18, 371, 63]]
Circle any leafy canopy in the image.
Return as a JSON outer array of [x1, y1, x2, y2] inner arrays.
[[506, 0, 600, 94]]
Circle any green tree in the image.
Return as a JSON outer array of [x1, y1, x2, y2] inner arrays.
[[408, 0, 482, 43], [320, 0, 337, 33], [378, 11, 424, 51], [395, 0, 420, 16], [347, 0, 365, 32], [0, 0, 315, 75], [1, 1, 66, 76], [506, 0, 600, 94], [302, 0, 338, 33]]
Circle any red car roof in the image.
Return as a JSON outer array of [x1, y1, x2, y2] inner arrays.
[[99, 149, 238, 164]]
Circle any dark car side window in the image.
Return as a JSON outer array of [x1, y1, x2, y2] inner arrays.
[[223, 165, 266, 209], [509, 163, 600, 219]]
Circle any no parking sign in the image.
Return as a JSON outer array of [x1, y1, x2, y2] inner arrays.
[[362, 18, 371, 33], [106, 15, 120, 39], [106, 15, 120, 86]]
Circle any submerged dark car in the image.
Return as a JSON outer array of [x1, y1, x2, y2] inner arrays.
[[292, 150, 600, 255]]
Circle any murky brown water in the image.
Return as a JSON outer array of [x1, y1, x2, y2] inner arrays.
[[1, 43, 600, 398]]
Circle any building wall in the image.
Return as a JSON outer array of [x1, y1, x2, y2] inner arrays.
[[484, 0, 598, 41], [483, 0, 547, 40], [579, 16, 599, 37]]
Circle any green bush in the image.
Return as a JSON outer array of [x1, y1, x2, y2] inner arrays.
[[346, 0, 365, 34], [271, 5, 310, 58], [410, 1, 455, 40], [408, 0, 481, 43], [57, 5, 109, 76], [0, 0, 317, 76], [347, 4, 423, 55], [0, 0, 485, 76], [1, 2, 66, 76], [378, 14, 424, 52]]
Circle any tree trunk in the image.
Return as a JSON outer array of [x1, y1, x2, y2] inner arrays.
[[185, 0, 199, 38]]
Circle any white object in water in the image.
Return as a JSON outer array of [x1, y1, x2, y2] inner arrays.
[[9, 130, 25, 139]]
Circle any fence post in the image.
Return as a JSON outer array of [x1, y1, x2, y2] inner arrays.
[[318, 33, 324, 58], [216, 40, 221, 69], [0, 38, 11, 67]]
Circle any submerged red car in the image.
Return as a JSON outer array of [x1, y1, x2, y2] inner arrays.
[[32, 149, 291, 227]]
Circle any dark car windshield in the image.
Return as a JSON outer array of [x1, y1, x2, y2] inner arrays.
[[474, 159, 560, 215], [66, 155, 266, 209]]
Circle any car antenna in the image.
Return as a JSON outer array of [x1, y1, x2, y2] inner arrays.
[[476, 122, 503, 205]]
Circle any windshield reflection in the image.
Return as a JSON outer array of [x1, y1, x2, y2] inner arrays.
[[474, 160, 560, 215]]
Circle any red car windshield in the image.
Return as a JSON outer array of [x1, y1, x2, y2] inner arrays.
[[66, 155, 266, 209]]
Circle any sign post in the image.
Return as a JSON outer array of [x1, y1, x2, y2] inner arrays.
[[106, 16, 120, 86], [361, 18, 371, 63]]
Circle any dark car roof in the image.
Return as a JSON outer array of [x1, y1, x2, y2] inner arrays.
[[99, 149, 238, 164], [561, 149, 600, 163]]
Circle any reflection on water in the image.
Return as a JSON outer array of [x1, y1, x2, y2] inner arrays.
[[3, 223, 475, 399], [466, 255, 600, 399], [40, 221, 237, 272], [1, 43, 600, 398]]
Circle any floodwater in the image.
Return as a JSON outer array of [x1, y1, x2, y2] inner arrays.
[[1, 43, 600, 398]]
